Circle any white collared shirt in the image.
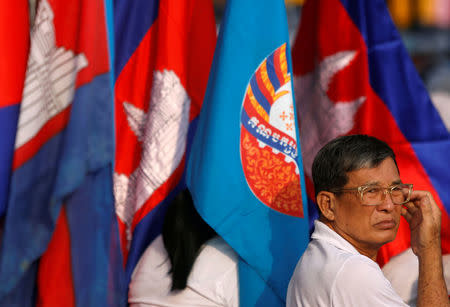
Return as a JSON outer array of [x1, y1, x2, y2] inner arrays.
[[286, 220, 409, 307], [129, 235, 239, 307]]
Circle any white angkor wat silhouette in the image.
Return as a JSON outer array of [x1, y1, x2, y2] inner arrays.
[[15, 0, 88, 149]]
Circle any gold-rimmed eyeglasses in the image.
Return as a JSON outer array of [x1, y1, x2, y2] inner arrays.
[[331, 183, 413, 206]]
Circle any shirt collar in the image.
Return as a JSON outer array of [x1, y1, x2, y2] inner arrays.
[[311, 220, 361, 255]]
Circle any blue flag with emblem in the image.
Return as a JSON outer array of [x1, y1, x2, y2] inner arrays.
[[186, 0, 309, 305]]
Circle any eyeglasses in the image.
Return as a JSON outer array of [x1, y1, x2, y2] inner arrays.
[[331, 183, 413, 206]]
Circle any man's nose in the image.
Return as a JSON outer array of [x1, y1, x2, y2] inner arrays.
[[377, 190, 395, 211]]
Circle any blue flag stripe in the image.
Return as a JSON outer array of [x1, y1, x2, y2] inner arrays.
[[114, 0, 160, 78], [340, 0, 448, 139], [67, 166, 126, 307], [266, 53, 281, 92], [241, 110, 298, 159], [250, 76, 272, 114], [0, 105, 20, 217]]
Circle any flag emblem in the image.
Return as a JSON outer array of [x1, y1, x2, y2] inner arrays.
[[114, 69, 190, 244], [295, 51, 365, 178], [240, 43, 303, 217], [14, 0, 88, 168]]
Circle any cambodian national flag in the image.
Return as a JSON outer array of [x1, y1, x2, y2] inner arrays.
[[0, 1, 29, 218], [0, 0, 126, 306], [293, 0, 450, 302], [186, 0, 309, 305], [113, 0, 217, 283]]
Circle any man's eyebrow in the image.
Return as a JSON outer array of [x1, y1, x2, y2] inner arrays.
[[364, 181, 380, 186], [363, 179, 402, 186], [391, 179, 402, 185]]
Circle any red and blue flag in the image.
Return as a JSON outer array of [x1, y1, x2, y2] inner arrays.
[[186, 0, 310, 305], [292, 0, 450, 298], [0, 0, 126, 305], [0, 1, 29, 218], [113, 0, 217, 283]]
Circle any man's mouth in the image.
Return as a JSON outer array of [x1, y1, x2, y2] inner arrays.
[[373, 219, 396, 230]]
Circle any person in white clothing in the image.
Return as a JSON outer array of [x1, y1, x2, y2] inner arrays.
[[286, 135, 449, 307], [129, 189, 239, 307], [382, 247, 450, 305]]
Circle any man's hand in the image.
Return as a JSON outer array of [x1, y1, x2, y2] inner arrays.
[[401, 190, 442, 257], [401, 190, 449, 307]]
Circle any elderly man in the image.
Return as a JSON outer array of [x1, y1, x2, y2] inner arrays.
[[287, 135, 449, 306]]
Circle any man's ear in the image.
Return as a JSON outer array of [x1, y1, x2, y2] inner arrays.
[[316, 191, 336, 221]]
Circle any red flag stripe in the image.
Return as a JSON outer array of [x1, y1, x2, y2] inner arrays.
[[37, 206, 75, 307], [0, 1, 29, 107], [12, 106, 71, 170]]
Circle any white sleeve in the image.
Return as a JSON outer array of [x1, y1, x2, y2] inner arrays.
[[216, 260, 239, 307], [188, 238, 239, 307], [331, 255, 409, 307], [128, 235, 172, 306], [383, 248, 450, 306], [382, 248, 418, 305], [286, 274, 302, 307]]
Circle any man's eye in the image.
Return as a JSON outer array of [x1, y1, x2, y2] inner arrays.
[[391, 186, 402, 192], [366, 187, 381, 194]]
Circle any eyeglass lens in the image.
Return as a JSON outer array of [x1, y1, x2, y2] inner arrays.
[[361, 184, 411, 205]]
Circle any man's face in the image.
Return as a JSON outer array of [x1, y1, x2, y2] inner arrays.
[[331, 157, 402, 256]]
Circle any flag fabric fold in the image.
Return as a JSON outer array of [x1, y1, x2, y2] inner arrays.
[[113, 0, 217, 284], [293, 0, 450, 302], [186, 0, 309, 305], [0, 0, 126, 305]]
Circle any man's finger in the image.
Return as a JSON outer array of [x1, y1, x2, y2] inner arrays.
[[401, 206, 413, 223], [411, 190, 440, 220], [403, 201, 418, 215]]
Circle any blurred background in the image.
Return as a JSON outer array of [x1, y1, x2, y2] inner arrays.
[[213, 0, 450, 122], [26, 0, 450, 118]]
